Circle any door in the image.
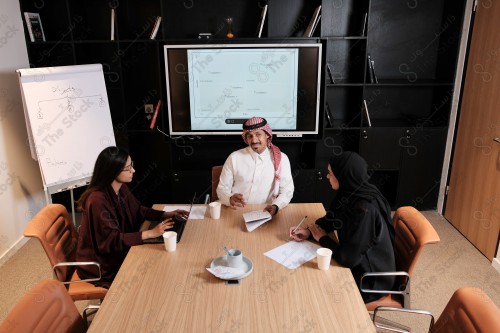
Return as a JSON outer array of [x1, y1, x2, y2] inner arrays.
[[444, 0, 500, 260]]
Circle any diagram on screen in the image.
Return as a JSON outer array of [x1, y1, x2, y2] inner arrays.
[[187, 48, 299, 130]]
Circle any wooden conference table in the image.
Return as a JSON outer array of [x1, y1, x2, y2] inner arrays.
[[88, 203, 375, 333]]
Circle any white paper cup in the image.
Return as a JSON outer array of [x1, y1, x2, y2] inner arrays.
[[316, 248, 332, 270], [163, 231, 177, 252], [209, 201, 221, 219], [226, 248, 243, 268]]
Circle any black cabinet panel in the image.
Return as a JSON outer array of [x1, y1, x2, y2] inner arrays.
[[397, 127, 447, 209], [368, 0, 444, 80], [292, 169, 334, 209], [127, 132, 171, 206], [28, 43, 75, 67], [170, 170, 212, 204], [359, 128, 402, 170], [120, 42, 162, 131]]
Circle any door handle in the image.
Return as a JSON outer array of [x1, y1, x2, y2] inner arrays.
[[494, 138, 500, 144]]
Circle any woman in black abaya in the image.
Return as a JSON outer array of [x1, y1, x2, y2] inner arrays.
[[289, 151, 396, 303]]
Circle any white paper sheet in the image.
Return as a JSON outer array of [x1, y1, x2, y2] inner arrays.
[[163, 205, 207, 220], [264, 240, 321, 269]]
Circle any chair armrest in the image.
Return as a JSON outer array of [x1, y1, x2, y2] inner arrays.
[[360, 271, 410, 295], [373, 306, 435, 332], [83, 304, 101, 327], [53, 261, 102, 284]]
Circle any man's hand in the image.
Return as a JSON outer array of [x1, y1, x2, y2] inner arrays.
[[230, 193, 246, 208], [264, 204, 278, 216]]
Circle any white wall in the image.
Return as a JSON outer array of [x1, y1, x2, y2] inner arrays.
[[0, 0, 45, 265]]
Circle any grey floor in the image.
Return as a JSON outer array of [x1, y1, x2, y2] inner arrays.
[[0, 210, 499, 332]]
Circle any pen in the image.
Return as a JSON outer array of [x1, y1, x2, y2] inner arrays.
[[289, 215, 307, 240]]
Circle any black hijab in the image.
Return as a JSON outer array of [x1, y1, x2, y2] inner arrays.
[[329, 151, 394, 241]]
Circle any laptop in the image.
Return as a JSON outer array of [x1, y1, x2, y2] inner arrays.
[[142, 194, 196, 244]]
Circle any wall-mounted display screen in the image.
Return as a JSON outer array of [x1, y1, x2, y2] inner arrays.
[[164, 43, 322, 137]]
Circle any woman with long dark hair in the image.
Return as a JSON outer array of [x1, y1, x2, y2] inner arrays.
[[76, 146, 188, 288], [289, 151, 396, 303]]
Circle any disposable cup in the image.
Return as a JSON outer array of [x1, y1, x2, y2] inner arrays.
[[316, 248, 332, 270], [163, 231, 177, 252], [209, 201, 221, 219]]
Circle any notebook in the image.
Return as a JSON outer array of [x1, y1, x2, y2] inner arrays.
[[242, 210, 272, 232], [142, 194, 196, 244]]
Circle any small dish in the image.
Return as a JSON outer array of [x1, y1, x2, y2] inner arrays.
[[210, 255, 253, 280]]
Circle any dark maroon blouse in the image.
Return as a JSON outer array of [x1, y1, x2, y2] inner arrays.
[[76, 184, 164, 287]]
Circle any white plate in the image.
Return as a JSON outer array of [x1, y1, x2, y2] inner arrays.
[[210, 255, 253, 280]]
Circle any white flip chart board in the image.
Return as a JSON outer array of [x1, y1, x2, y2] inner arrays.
[[17, 64, 115, 190]]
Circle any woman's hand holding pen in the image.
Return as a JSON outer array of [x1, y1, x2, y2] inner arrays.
[[289, 215, 308, 241], [289, 226, 310, 241], [289, 224, 326, 242]]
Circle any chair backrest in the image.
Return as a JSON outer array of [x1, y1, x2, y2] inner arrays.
[[365, 206, 441, 311], [431, 288, 500, 333], [23, 204, 79, 282], [211, 165, 223, 201], [0, 279, 86, 333], [393, 206, 440, 277]]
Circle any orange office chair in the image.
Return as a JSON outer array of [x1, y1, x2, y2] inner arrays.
[[23, 204, 107, 302], [361, 206, 440, 312], [0, 279, 99, 333], [211, 165, 223, 201], [372, 287, 500, 333]]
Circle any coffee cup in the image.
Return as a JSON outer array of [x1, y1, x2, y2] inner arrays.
[[209, 201, 221, 219], [163, 231, 177, 252], [226, 248, 243, 268], [316, 248, 332, 270]]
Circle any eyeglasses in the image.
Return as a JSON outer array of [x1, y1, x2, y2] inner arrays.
[[122, 161, 134, 172]]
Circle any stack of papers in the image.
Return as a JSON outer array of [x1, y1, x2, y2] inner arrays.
[[242, 210, 272, 232]]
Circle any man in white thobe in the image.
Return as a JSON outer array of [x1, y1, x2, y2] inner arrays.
[[216, 116, 294, 216]]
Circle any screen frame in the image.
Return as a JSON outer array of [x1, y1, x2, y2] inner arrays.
[[163, 43, 323, 137]]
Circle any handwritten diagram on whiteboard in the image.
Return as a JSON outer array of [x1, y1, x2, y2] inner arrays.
[[17, 64, 115, 188]]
